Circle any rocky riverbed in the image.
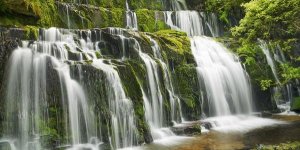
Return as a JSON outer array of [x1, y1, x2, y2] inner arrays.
[[174, 114, 300, 150]]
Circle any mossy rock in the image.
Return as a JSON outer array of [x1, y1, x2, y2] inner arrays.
[[23, 25, 39, 40], [115, 61, 153, 144], [136, 9, 168, 32], [150, 30, 194, 67], [291, 97, 300, 112], [173, 64, 202, 120]]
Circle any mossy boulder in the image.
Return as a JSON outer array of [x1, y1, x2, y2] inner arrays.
[[173, 64, 202, 120], [291, 97, 300, 112], [151, 30, 194, 67]]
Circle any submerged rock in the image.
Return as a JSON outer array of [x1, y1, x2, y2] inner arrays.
[[171, 121, 202, 136]]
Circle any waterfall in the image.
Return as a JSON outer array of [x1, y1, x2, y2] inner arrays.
[[258, 40, 296, 113], [92, 60, 138, 148], [171, 0, 188, 10], [163, 11, 220, 37], [132, 35, 184, 139], [258, 39, 280, 84], [133, 40, 167, 138], [1, 27, 142, 149], [107, 28, 127, 60], [3, 42, 96, 149], [147, 35, 183, 123], [191, 36, 253, 116], [126, 0, 138, 30]]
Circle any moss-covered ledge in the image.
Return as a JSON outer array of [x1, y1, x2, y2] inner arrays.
[[0, 0, 169, 31]]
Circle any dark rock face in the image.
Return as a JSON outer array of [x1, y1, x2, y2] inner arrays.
[[0, 28, 22, 135], [252, 84, 278, 112], [185, 0, 205, 11]]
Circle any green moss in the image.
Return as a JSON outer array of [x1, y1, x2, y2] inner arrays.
[[291, 97, 300, 111], [115, 60, 151, 144], [129, 0, 163, 10], [150, 30, 193, 67], [23, 25, 39, 40], [110, 8, 125, 28], [25, 0, 62, 27], [39, 119, 60, 148], [154, 30, 189, 54], [136, 9, 168, 32], [0, 12, 38, 27], [174, 64, 201, 120], [99, 7, 109, 28]]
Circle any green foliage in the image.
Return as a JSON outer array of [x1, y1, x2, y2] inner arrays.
[[23, 25, 39, 40], [24, 0, 61, 27], [229, 41, 275, 89], [260, 80, 273, 91], [280, 63, 300, 84], [129, 0, 163, 10], [154, 30, 189, 55], [110, 8, 125, 28], [232, 0, 300, 41], [39, 119, 61, 148], [136, 9, 168, 32], [0, 0, 7, 13], [228, 0, 300, 89], [151, 30, 194, 68], [205, 0, 249, 24]]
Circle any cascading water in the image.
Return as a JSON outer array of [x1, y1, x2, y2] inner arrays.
[[163, 11, 220, 37], [3, 29, 98, 149], [147, 35, 183, 123], [132, 35, 185, 140], [1, 27, 143, 150], [133, 39, 174, 139], [258, 40, 296, 114], [165, 0, 285, 133], [126, 0, 138, 30], [171, 0, 188, 11], [258, 39, 280, 84], [92, 60, 138, 149], [191, 36, 253, 116]]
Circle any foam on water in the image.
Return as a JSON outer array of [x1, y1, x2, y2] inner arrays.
[[120, 136, 192, 150], [202, 115, 287, 133]]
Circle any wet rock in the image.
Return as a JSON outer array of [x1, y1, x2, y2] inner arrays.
[[261, 111, 273, 118], [291, 97, 300, 112], [0, 28, 22, 135], [171, 121, 202, 136]]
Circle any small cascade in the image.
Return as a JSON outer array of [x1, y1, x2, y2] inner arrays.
[[1, 27, 144, 149], [134, 40, 164, 127], [258, 39, 280, 84], [3, 28, 98, 149], [163, 11, 220, 37], [259, 40, 296, 113], [92, 60, 138, 149], [147, 35, 183, 123], [0, 140, 17, 150], [191, 36, 253, 116], [132, 38, 181, 140], [274, 45, 286, 63], [171, 0, 188, 11], [107, 28, 127, 60], [126, 0, 138, 30], [64, 4, 71, 29], [202, 13, 221, 37]]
